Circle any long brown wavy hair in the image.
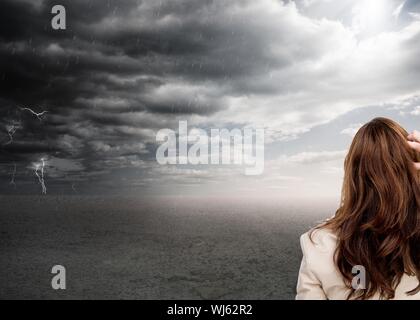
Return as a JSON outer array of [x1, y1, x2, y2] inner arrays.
[[316, 117, 420, 299]]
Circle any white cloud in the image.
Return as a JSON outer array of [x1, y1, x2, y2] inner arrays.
[[90, 141, 147, 155], [410, 106, 420, 115], [392, 1, 406, 20], [191, 0, 420, 142], [279, 150, 347, 164], [340, 123, 362, 137]]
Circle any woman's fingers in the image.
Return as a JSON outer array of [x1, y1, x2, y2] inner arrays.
[[408, 131, 420, 152], [408, 131, 420, 171], [407, 130, 420, 171], [408, 140, 420, 152], [407, 130, 420, 143]]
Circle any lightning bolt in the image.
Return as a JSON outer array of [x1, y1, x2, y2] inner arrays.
[[3, 120, 21, 145], [3, 108, 51, 193], [34, 158, 47, 194], [19, 107, 48, 121], [5, 125, 18, 145], [10, 163, 16, 188]]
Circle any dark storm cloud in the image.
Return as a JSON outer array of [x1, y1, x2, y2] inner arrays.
[[1, 0, 288, 187], [0, 0, 294, 107], [1, 141, 56, 156], [0, 1, 47, 42]]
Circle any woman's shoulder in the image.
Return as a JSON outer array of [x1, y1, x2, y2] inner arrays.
[[298, 225, 349, 299], [299, 225, 337, 256]]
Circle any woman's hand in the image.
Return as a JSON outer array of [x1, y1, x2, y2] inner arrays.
[[408, 130, 420, 170]]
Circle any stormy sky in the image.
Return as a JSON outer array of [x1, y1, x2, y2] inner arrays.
[[1, 0, 420, 198]]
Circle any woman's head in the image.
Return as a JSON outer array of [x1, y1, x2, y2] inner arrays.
[[321, 117, 420, 299]]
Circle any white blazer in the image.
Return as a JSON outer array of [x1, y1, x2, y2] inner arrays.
[[296, 228, 420, 300]]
